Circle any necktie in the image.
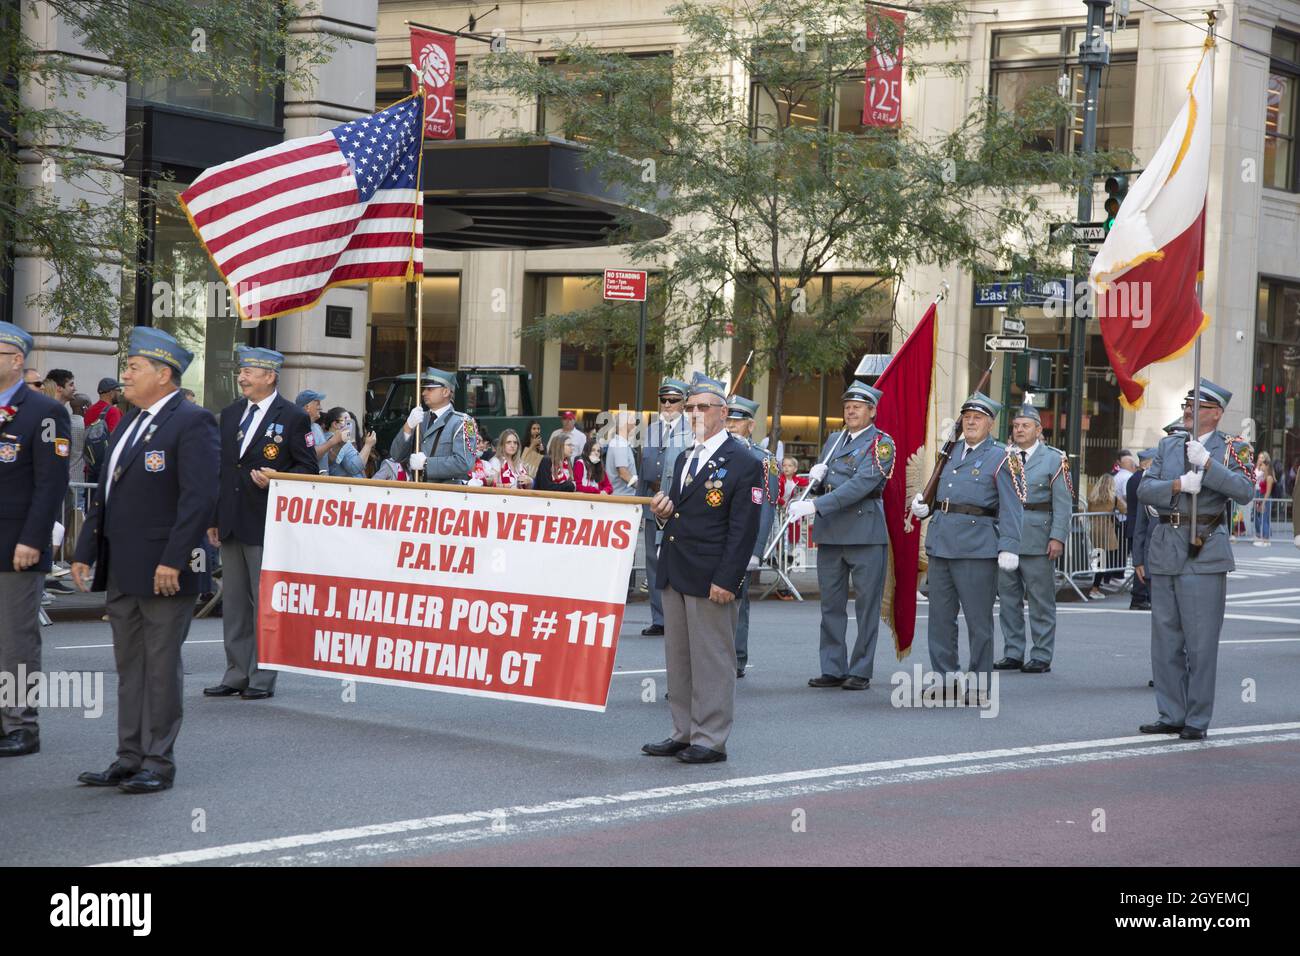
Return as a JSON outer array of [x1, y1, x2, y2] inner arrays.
[[685, 445, 703, 484], [238, 401, 258, 441], [1020, 450, 1028, 466], [961, 446, 970, 462], [128, 411, 151, 449]]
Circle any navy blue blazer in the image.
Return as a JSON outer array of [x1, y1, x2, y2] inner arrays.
[[216, 393, 317, 546], [74, 391, 220, 595], [0, 385, 71, 574], [655, 433, 764, 598]]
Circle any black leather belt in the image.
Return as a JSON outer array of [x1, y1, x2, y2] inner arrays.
[[1024, 502, 1053, 512], [1157, 512, 1223, 530], [938, 500, 996, 517]]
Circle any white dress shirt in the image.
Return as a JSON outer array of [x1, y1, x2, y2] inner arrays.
[[679, 427, 729, 491], [105, 390, 178, 499], [1016, 440, 1041, 465], [238, 391, 280, 458]]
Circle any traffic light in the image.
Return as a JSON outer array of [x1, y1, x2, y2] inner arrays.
[[1103, 175, 1129, 233]]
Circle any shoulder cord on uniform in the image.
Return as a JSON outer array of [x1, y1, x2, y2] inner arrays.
[[462, 415, 477, 470], [764, 452, 779, 506], [1003, 447, 1028, 503], [1053, 451, 1074, 499], [872, 434, 895, 481]]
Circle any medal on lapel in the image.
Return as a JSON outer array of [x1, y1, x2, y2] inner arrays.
[[0, 442, 17, 463], [263, 442, 279, 461], [705, 488, 724, 507]]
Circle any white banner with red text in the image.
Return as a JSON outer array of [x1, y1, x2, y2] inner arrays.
[[258, 476, 641, 711]]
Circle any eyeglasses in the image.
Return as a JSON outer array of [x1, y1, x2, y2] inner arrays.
[[683, 402, 724, 413], [659, 396, 682, 404]]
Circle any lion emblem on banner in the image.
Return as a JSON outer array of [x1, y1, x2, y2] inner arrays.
[[419, 43, 452, 89]]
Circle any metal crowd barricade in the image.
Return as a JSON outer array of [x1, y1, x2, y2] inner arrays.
[[1225, 497, 1293, 545], [758, 506, 817, 601], [1055, 509, 1133, 601]]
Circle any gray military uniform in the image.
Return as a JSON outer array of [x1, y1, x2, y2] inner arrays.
[[812, 425, 895, 680], [925, 439, 1024, 681], [638, 414, 692, 626], [998, 443, 1072, 665], [389, 406, 475, 483], [734, 439, 778, 669], [1137, 430, 1254, 730]]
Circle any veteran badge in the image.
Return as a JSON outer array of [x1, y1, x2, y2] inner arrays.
[[263, 443, 279, 461], [705, 488, 724, 508], [144, 450, 165, 472], [0, 442, 17, 463], [53, 437, 70, 457]]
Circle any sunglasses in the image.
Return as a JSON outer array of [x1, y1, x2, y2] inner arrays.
[[659, 396, 682, 404], [683, 402, 724, 413]]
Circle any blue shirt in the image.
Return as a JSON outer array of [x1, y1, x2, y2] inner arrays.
[[329, 442, 365, 478], [0, 379, 23, 408], [310, 422, 328, 474]]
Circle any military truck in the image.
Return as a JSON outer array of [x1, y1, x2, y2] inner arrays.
[[365, 365, 560, 457]]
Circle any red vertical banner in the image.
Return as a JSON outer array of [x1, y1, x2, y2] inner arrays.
[[863, 10, 905, 128], [410, 29, 457, 139]]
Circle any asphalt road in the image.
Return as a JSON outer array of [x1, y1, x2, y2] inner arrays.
[[4, 543, 1298, 867]]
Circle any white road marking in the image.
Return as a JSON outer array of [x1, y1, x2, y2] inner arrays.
[[613, 668, 667, 676], [1222, 587, 1300, 599], [1221, 638, 1300, 644], [96, 722, 1300, 867], [55, 639, 223, 650]]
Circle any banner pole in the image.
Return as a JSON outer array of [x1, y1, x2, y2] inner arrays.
[[409, 65, 427, 482], [1189, 10, 1216, 552]]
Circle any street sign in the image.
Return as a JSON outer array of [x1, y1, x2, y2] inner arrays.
[[602, 269, 647, 302], [974, 275, 1069, 308], [985, 334, 1028, 352], [1049, 221, 1108, 244], [1001, 316, 1026, 335]]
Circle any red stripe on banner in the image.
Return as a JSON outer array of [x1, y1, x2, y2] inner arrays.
[[254, 261, 414, 315], [216, 217, 364, 276], [240, 238, 413, 292], [258, 571, 624, 709], [361, 202, 421, 219], [343, 231, 419, 251], [181, 139, 340, 204], [205, 191, 360, 256], [192, 163, 347, 228]]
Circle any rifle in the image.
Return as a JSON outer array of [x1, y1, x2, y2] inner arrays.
[[919, 360, 997, 509], [728, 349, 755, 398]]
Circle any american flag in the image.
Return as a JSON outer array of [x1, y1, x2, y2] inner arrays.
[[179, 95, 425, 322]]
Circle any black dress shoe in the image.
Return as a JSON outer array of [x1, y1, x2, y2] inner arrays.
[[1179, 727, 1207, 740], [808, 674, 846, 688], [78, 762, 138, 786], [118, 769, 173, 794], [736, 667, 746, 678], [641, 738, 689, 757], [240, 688, 274, 700], [993, 657, 1024, 670], [1139, 721, 1184, 734], [0, 730, 39, 757], [841, 676, 870, 690], [676, 745, 726, 764], [1021, 659, 1051, 673], [203, 684, 242, 697], [1148, 679, 1155, 687], [641, 624, 664, 636], [1129, 601, 1152, 611]]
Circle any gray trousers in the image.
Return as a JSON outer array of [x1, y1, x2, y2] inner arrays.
[[107, 573, 193, 778], [998, 554, 1057, 664], [0, 572, 43, 735], [927, 556, 997, 681], [662, 584, 738, 752], [817, 543, 887, 680], [735, 577, 752, 668], [220, 538, 277, 692], [644, 517, 664, 626], [1150, 572, 1226, 731]]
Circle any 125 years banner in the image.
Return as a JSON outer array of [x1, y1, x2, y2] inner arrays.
[[257, 476, 641, 711]]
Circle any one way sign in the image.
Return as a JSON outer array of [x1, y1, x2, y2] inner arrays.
[[1049, 221, 1108, 244]]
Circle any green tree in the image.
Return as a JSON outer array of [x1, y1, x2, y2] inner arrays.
[[0, 0, 335, 333], [477, 0, 1126, 442]]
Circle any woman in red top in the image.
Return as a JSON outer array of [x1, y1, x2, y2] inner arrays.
[[485, 428, 534, 489], [534, 434, 577, 492], [575, 443, 613, 495]]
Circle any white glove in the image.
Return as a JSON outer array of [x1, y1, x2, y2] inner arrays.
[[627, 474, 638, 488], [808, 462, 829, 483], [788, 500, 816, 520], [406, 406, 424, 429], [1185, 439, 1209, 467], [998, 551, 1019, 572], [746, 555, 760, 571], [466, 477, 484, 487], [408, 452, 427, 473], [910, 493, 930, 519], [1178, 470, 1202, 495]]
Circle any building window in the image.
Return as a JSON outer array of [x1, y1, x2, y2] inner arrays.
[[127, 40, 279, 126], [748, 55, 874, 139], [368, 275, 461, 382], [1253, 279, 1300, 479], [991, 23, 1138, 153], [537, 53, 671, 146], [377, 64, 467, 138], [1266, 32, 1300, 191]]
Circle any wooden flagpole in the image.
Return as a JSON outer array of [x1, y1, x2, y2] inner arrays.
[[408, 63, 427, 481]]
